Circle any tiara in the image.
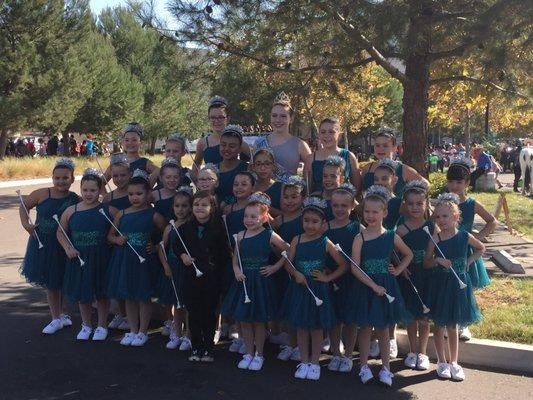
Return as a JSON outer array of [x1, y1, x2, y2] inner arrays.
[[132, 168, 149, 181], [404, 179, 429, 194], [55, 157, 75, 171], [161, 157, 180, 168], [123, 122, 143, 137], [281, 175, 306, 187], [82, 167, 102, 178], [436, 192, 460, 205], [273, 91, 291, 107], [377, 158, 398, 173], [248, 192, 272, 206], [221, 124, 243, 137], [364, 185, 391, 203], [110, 152, 128, 165], [303, 196, 327, 210], [177, 185, 193, 196], [252, 147, 274, 161], [324, 154, 346, 169], [333, 183, 357, 197], [376, 127, 396, 137], [208, 95, 228, 108], [450, 155, 472, 170], [167, 133, 186, 144], [202, 163, 219, 175]]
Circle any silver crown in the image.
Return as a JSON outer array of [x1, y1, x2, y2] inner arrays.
[[222, 124, 243, 137], [377, 157, 398, 172], [404, 179, 429, 194], [110, 152, 128, 165], [303, 196, 328, 210], [208, 95, 228, 108], [376, 126, 396, 137], [252, 147, 274, 161], [273, 91, 291, 107], [202, 163, 219, 175], [161, 157, 180, 168], [55, 157, 75, 171], [132, 168, 149, 181], [177, 185, 193, 196], [167, 133, 186, 145], [436, 192, 460, 205], [281, 175, 306, 187], [248, 192, 272, 207], [333, 183, 357, 197], [123, 122, 143, 136], [450, 155, 472, 170], [324, 154, 346, 169], [364, 185, 392, 203], [82, 167, 102, 178]]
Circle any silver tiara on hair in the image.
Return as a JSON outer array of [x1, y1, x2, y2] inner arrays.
[[248, 192, 272, 207], [123, 122, 143, 137], [202, 163, 219, 175], [273, 91, 291, 107], [450, 155, 472, 170], [167, 133, 186, 145], [376, 126, 396, 137], [377, 158, 398, 172], [333, 183, 357, 197], [303, 196, 327, 210], [208, 95, 228, 108], [404, 179, 429, 194], [324, 154, 346, 169], [132, 168, 149, 181], [364, 185, 392, 203], [82, 167, 102, 178], [110, 152, 128, 165], [222, 124, 243, 136], [281, 175, 306, 187], [252, 147, 274, 161], [436, 192, 460, 205], [55, 157, 75, 171], [177, 186, 193, 196], [161, 157, 180, 168]]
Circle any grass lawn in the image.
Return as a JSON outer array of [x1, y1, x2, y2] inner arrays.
[[471, 277, 533, 345], [471, 191, 533, 240]]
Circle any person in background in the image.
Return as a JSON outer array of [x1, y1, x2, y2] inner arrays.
[[470, 146, 492, 189]]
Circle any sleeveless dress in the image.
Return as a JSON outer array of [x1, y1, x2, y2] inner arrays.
[[255, 135, 300, 180], [106, 191, 131, 210], [222, 204, 246, 289], [397, 221, 434, 319], [264, 181, 283, 210], [155, 167, 191, 190], [62, 204, 111, 303], [221, 229, 278, 322], [157, 228, 186, 306], [203, 135, 222, 164], [459, 197, 491, 289], [20, 190, 79, 290], [311, 149, 352, 192], [363, 162, 406, 197], [106, 208, 156, 301], [325, 220, 360, 321], [215, 161, 248, 205], [274, 214, 304, 296], [153, 189, 176, 222], [384, 196, 402, 230], [280, 235, 336, 329], [425, 230, 482, 326], [343, 230, 411, 328], [129, 157, 149, 173]]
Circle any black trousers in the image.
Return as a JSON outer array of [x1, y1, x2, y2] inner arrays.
[[470, 168, 486, 188], [183, 272, 220, 352]]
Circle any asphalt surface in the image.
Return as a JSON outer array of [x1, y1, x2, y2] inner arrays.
[[0, 182, 532, 400]]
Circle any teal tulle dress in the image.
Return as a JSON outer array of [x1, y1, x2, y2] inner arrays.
[[106, 208, 156, 301], [363, 162, 406, 197], [153, 189, 176, 222], [274, 214, 304, 298], [264, 181, 283, 210], [222, 204, 245, 290], [280, 235, 337, 329], [342, 230, 411, 328], [62, 204, 111, 304], [325, 220, 360, 321], [222, 229, 278, 322], [311, 149, 352, 192], [106, 191, 131, 210], [129, 157, 149, 173], [157, 228, 186, 306], [215, 161, 248, 205], [384, 196, 402, 229], [397, 221, 434, 319], [459, 197, 491, 289], [425, 230, 482, 326], [203, 135, 222, 164], [20, 189, 79, 290]]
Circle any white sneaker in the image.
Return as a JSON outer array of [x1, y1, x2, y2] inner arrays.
[[306, 363, 321, 380], [450, 362, 465, 381], [417, 353, 430, 370], [294, 363, 309, 379], [76, 324, 93, 340], [161, 320, 172, 336], [166, 334, 182, 349], [436, 362, 452, 379], [213, 330, 221, 344], [369, 339, 380, 358], [248, 354, 265, 371], [179, 336, 192, 351], [459, 326, 472, 341], [92, 327, 108, 341], [42, 319, 63, 335], [290, 346, 301, 361], [229, 338, 243, 353], [131, 332, 149, 347], [238, 341, 247, 354], [270, 332, 290, 345], [378, 366, 394, 387], [322, 337, 331, 352], [238, 354, 253, 369], [60, 314, 72, 327], [404, 352, 418, 369], [277, 345, 293, 361], [327, 356, 341, 371], [359, 364, 373, 384], [120, 332, 136, 346], [389, 339, 398, 358], [108, 314, 123, 329], [117, 318, 130, 331], [338, 356, 353, 372]]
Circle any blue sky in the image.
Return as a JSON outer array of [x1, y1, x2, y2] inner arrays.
[[89, 0, 177, 28]]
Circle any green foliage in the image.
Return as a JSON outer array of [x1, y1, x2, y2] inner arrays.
[[429, 172, 448, 198]]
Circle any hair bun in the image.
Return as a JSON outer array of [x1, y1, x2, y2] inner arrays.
[[55, 157, 75, 171], [82, 167, 102, 178], [248, 191, 272, 207], [436, 192, 460, 205], [110, 152, 128, 165], [132, 168, 149, 181], [364, 185, 392, 203]]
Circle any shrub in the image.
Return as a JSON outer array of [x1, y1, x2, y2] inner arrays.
[[429, 172, 447, 198]]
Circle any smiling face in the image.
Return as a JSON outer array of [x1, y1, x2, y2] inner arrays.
[[52, 167, 75, 193], [173, 194, 191, 221], [128, 183, 149, 207], [404, 191, 426, 220], [161, 166, 180, 191], [122, 132, 141, 154], [373, 136, 395, 159], [208, 107, 228, 134], [219, 135, 241, 161], [252, 151, 275, 180], [192, 196, 213, 223], [111, 164, 131, 190], [233, 174, 254, 200], [164, 141, 185, 161], [281, 186, 304, 213], [243, 204, 266, 230], [270, 104, 291, 134], [197, 169, 218, 192], [433, 203, 460, 231], [331, 191, 354, 221], [318, 121, 341, 149], [322, 164, 342, 191], [302, 209, 325, 236], [373, 167, 397, 191], [363, 198, 387, 228], [80, 179, 100, 204]]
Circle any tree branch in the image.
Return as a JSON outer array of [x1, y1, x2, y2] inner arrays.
[[429, 75, 529, 99]]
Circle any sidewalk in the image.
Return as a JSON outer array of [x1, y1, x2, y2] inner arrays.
[[0, 176, 82, 189]]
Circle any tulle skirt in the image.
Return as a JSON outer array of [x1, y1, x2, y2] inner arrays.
[[397, 267, 431, 320], [468, 247, 491, 289], [106, 246, 153, 301], [157, 254, 186, 307]]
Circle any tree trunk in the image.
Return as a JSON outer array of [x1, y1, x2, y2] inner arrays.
[[0, 129, 8, 160], [484, 100, 490, 137], [62, 131, 70, 156], [464, 108, 471, 155], [149, 137, 156, 155]]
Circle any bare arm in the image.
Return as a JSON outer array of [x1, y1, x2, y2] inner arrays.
[[191, 137, 207, 180], [348, 152, 362, 194], [56, 205, 78, 259], [18, 188, 45, 235], [467, 233, 485, 267], [303, 152, 314, 193], [474, 201, 496, 240], [313, 240, 348, 282], [390, 234, 413, 275], [403, 164, 429, 187]]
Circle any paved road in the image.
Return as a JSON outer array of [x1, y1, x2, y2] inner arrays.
[[1, 182, 532, 400]]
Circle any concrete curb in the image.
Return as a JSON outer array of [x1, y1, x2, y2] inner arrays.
[[396, 329, 533, 374], [492, 250, 525, 274], [0, 176, 82, 189]]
